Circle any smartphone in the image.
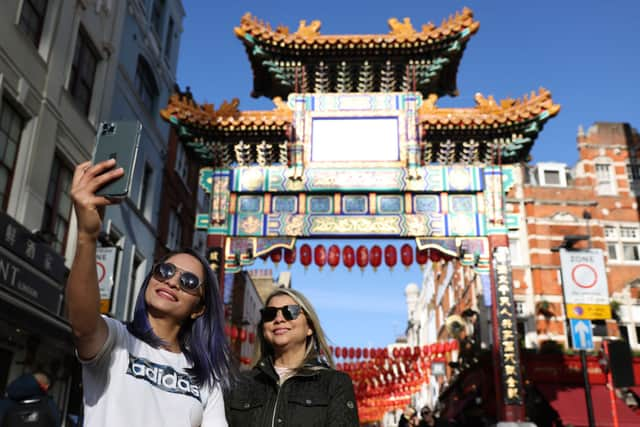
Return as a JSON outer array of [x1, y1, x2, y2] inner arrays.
[[92, 121, 142, 198]]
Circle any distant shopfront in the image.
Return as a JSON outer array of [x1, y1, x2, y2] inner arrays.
[[0, 211, 80, 422]]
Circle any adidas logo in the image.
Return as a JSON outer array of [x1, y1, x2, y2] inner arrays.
[[126, 355, 201, 401]]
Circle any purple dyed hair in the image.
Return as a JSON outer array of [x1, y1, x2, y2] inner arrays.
[[127, 248, 236, 390]]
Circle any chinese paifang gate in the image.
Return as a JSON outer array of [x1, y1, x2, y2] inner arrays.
[[161, 8, 559, 424]]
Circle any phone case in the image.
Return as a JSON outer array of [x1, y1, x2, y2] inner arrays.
[[92, 121, 142, 198]]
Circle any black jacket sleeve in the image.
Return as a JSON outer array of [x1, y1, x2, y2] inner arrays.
[[326, 371, 359, 426]]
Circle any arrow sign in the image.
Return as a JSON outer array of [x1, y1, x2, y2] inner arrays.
[[570, 319, 594, 351]]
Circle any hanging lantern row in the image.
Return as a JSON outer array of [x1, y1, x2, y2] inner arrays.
[[224, 325, 255, 344], [331, 340, 459, 361], [263, 244, 453, 271]]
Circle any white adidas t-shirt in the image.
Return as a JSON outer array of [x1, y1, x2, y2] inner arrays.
[[81, 316, 228, 427]]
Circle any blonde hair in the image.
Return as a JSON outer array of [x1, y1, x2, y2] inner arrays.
[[254, 288, 335, 370]]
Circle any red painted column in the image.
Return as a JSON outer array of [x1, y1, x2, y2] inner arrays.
[[207, 234, 226, 296]]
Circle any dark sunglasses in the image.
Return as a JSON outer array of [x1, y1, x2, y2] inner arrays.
[[152, 262, 202, 292], [260, 305, 303, 322]]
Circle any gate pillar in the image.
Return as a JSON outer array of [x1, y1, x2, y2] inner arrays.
[[488, 234, 526, 422]]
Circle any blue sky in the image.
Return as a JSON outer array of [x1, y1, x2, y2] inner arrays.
[[176, 1, 640, 347]]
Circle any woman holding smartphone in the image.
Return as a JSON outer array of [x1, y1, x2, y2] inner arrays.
[[225, 288, 359, 426], [67, 159, 234, 426]]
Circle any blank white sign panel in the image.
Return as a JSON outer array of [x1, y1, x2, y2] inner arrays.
[[311, 117, 400, 162]]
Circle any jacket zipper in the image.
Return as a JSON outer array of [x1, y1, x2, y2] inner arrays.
[[270, 383, 282, 427]]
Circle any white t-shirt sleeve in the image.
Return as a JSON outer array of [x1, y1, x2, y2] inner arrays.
[[78, 316, 123, 365], [201, 385, 228, 427]]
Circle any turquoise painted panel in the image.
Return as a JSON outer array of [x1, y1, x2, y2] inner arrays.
[[414, 195, 440, 213], [273, 195, 297, 213], [378, 196, 403, 213], [238, 196, 262, 213], [308, 196, 332, 213], [343, 195, 368, 214], [449, 195, 475, 213]]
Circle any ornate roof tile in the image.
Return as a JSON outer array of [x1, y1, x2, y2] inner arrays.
[[419, 88, 560, 128], [234, 8, 479, 49]]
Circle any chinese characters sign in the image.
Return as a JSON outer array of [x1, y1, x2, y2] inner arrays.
[[493, 246, 523, 405]]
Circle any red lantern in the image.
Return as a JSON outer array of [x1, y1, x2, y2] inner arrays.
[[363, 348, 369, 359], [334, 346, 342, 358], [393, 348, 400, 358], [355, 348, 362, 359], [314, 244, 327, 271], [384, 245, 397, 270], [349, 347, 355, 359], [328, 245, 340, 270], [416, 249, 428, 269], [429, 343, 437, 356], [356, 245, 369, 272], [370, 245, 382, 271], [429, 249, 441, 262], [239, 328, 247, 342], [400, 244, 413, 270], [343, 245, 355, 271], [300, 244, 312, 270], [284, 248, 296, 268], [437, 342, 445, 355], [230, 326, 239, 340], [270, 248, 282, 266], [421, 345, 429, 357], [341, 347, 348, 359]]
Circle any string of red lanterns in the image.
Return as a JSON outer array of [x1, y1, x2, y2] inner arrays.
[[259, 244, 453, 270]]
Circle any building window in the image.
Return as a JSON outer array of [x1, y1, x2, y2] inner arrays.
[[607, 244, 618, 260], [41, 154, 73, 254], [167, 209, 182, 250], [139, 163, 153, 212], [175, 142, 188, 183], [0, 99, 25, 210], [595, 163, 615, 195], [135, 56, 159, 112], [18, 0, 48, 47], [509, 236, 521, 265], [164, 17, 174, 62], [543, 170, 560, 185], [620, 227, 638, 239], [69, 27, 99, 115], [623, 244, 640, 261], [151, 0, 165, 38], [604, 226, 617, 239], [627, 164, 640, 181]]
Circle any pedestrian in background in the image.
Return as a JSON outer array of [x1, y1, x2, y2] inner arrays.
[[0, 372, 60, 427], [225, 288, 359, 426], [398, 407, 417, 427], [66, 159, 235, 426]]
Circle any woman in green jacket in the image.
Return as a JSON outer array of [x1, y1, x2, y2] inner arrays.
[[225, 288, 359, 426]]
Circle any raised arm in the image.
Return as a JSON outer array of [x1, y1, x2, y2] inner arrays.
[[66, 159, 123, 360]]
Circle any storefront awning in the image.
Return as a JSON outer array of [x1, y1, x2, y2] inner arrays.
[[537, 384, 640, 427]]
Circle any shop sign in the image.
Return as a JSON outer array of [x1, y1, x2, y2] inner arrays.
[[0, 212, 66, 282], [0, 246, 63, 314], [492, 246, 523, 405], [96, 247, 117, 314]]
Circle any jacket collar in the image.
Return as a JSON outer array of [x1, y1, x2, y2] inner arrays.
[[254, 356, 329, 383]]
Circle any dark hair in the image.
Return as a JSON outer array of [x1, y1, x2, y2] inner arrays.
[[127, 248, 236, 390]]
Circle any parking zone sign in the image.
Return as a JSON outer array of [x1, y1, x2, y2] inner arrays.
[[560, 248, 611, 319]]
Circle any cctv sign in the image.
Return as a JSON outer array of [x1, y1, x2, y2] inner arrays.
[[560, 249, 611, 319]]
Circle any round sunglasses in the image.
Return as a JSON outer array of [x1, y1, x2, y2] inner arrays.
[[260, 304, 303, 322], [152, 262, 203, 292]]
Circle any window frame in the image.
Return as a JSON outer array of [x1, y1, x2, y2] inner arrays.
[[0, 98, 26, 211], [135, 56, 159, 112], [41, 153, 74, 254], [18, 0, 49, 48], [68, 26, 100, 115]]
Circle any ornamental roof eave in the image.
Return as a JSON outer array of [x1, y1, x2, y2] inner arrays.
[[234, 8, 479, 49], [235, 9, 480, 100], [160, 88, 559, 165]]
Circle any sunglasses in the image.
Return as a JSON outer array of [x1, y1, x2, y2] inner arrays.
[[260, 305, 303, 322], [152, 262, 203, 292]]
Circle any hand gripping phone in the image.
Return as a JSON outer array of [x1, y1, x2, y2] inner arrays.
[[92, 121, 142, 198]]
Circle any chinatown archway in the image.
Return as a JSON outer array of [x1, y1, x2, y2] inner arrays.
[[161, 9, 559, 425]]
